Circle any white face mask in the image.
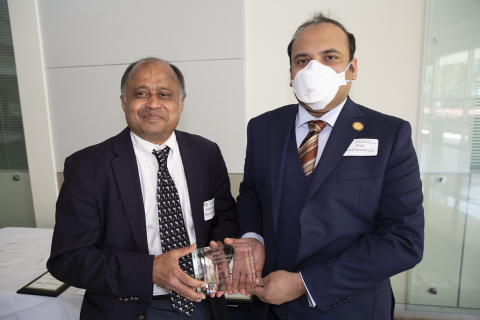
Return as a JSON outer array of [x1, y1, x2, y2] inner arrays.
[[291, 60, 351, 110]]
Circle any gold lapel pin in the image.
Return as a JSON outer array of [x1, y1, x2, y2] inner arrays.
[[352, 122, 364, 131]]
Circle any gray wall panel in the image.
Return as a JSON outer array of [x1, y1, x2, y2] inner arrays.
[[175, 59, 245, 173], [48, 59, 245, 173], [47, 64, 127, 170], [38, 0, 245, 68]]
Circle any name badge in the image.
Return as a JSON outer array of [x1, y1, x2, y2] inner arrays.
[[344, 139, 378, 156], [203, 198, 215, 221]]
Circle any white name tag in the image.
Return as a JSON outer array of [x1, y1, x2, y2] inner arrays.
[[344, 139, 378, 156], [203, 198, 215, 221]]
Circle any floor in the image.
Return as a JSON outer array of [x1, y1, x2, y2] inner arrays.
[[394, 304, 480, 320]]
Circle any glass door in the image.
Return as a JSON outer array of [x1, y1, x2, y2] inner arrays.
[[408, 0, 480, 311], [0, 0, 35, 228]]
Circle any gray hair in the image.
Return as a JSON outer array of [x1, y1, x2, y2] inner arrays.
[[287, 12, 356, 65], [120, 57, 186, 104]]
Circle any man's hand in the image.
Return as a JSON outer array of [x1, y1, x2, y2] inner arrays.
[[152, 243, 206, 302], [249, 271, 307, 305], [208, 240, 231, 298], [224, 237, 265, 296]]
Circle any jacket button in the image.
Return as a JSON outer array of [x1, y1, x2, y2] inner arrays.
[[137, 316, 145, 320], [272, 240, 275, 248]]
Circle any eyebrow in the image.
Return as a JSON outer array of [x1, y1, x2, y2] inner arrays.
[[293, 53, 310, 61], [134, 85, 150, 91], [321, 48, 342, 55], [293, 48, 343, 61], [133, 85, 171, 92]]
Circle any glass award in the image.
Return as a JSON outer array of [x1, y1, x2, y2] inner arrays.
[[191, 240, 256, 295]]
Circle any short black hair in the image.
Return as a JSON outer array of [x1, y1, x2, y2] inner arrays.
[[120, 57, 186, 102], [287, 12, 356, 65]]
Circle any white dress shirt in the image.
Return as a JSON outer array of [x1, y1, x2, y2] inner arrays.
[[131, 131, 196, 296], [242, 99, 347, 307]]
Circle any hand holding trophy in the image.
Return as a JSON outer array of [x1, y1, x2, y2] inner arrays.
[[191, 239, 257, 296]]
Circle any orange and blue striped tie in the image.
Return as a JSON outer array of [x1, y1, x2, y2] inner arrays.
[[298, 121, 326, 178]]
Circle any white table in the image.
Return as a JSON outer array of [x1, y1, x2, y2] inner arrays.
[[0, 227, 83, 320], [0, 227, 250, 319]]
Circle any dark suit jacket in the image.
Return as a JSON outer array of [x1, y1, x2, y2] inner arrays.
[[47, 128, 238, 320], [237, 97, 424, 320]]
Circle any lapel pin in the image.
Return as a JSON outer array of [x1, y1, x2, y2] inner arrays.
[[352, 122, 364, 131]]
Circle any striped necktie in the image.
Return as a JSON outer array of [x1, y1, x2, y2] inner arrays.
[[298, 120, 326, 178]]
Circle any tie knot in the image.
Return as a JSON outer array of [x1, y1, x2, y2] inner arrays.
[[308, 120, 326, 133], [152, 146, 170, 167]]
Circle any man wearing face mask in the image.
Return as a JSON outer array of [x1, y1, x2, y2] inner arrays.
[[229, 12, 424, 320]]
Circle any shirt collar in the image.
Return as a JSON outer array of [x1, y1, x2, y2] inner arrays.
[[130, 130, 178, 167], [295, 98, 347, 129]]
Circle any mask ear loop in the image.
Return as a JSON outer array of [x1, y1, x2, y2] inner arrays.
[[344, 61, 352, 83]]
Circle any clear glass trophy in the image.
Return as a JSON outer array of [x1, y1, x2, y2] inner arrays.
[[191, 240, 256, 295]]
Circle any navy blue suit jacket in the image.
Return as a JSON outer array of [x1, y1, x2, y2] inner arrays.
[[47, 128, 238, 320], [237, 97, 424, 319]]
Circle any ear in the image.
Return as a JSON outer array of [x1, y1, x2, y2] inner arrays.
[[350, 58, 358, 81], [120, 95, 127, 112]]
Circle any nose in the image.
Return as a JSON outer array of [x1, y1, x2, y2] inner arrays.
[[146, 94, 161, 109]]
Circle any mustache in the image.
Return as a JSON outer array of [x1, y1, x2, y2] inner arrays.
[[140, 111, 166, 118]]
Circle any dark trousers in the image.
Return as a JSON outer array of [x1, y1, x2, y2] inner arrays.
[[148, 299, 214, 320]]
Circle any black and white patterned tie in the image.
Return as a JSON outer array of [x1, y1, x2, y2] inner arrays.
[[152, 147, 195, 317]]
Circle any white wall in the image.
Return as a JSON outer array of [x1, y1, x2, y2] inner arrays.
[[244, 0, 426, 150], [244, 0, 428, 303], [38, 0, 246, 173]]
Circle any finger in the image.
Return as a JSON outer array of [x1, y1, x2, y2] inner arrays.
[[248, 242, 257, 280], [245, 243, 256, 289], [231, 267, 240, 294], [209, 240, 223, 248], [223, 271, 232, 294], [217, 272, 230, 294], [256, 267, 263, 280], [224, 238, 236, 245], [177, 269, 205, 289], [174, 282, 205, 301], [245, 272, 253, 291], [216, 290, 225, 298], [238, 272, 247, 295], [249, 286, 264, 298], [231, 276, 240, 294], [256, 277, 266, 287], [175, 243, 197, 259], [218, 259, 232, 292]]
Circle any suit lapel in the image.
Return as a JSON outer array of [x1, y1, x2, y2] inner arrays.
[[270, 106, 298, 235], [176, 131, 205, 247], [111, 128, 149, 254], [304, 98, 364, 207]]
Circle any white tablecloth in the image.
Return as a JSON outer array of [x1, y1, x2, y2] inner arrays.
[[0, 227, 83, 320]]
